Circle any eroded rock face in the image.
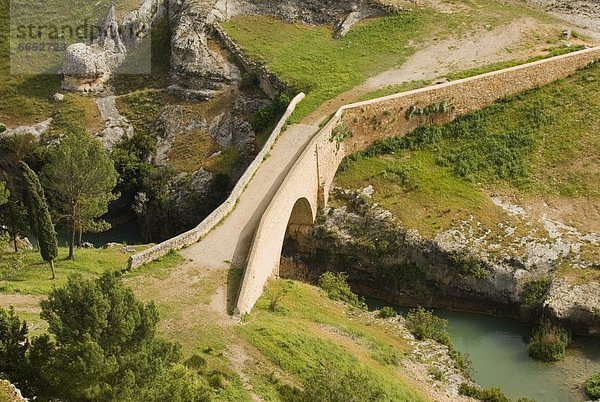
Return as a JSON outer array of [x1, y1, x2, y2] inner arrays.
[[287, 189, 600, 334], [62, 1, 165, 93], [230, 0, 386, 25], [95, 96, 134, 148], [545, 280, 600, 334], [0, 118, 53, 141], [169, 0, 233, 98]]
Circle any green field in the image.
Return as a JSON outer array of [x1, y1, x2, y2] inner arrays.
[[222, 0, 560, 121]]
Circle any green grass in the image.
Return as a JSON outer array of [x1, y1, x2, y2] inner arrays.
[[337, 62, 600, 239], [0, 246, 146, 295], [222, 1, 561, 122], [126, 250, 187, 280], [223, 11, 445, 121], [239, 280, 429, 401]]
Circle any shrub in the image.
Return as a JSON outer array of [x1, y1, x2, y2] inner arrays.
[[527, 320, 570, 362], [0, 307, 28, 385], [521, 277, 551, 304], [584, 372, 600, 399], [405, 307, 451, 346], [296, 365, 385, 402], [318, 272, 366, 310], [458, 383, 510, 402], [377, 306, 397, 319], [0, 124, 5, 133], [450, 252, 487, 279]]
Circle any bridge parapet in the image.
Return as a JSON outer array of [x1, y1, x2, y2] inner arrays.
[[128, 93, 306, 269]]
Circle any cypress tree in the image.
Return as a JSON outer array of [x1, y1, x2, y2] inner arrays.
[[20, 162, 58, 279]]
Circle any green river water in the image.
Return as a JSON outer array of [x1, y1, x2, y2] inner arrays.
[[366, 297, 600, 401]]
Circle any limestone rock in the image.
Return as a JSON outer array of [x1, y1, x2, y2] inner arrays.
[[169, 0, 232, 96], [95, 96, 134, 148], [61, 43, 110, 93], [122, 0, 167, 46], [53, 93, 65, 102], [97, 4, 127, 69], [0, 118, 53, 141], [545, 279, 600, 335]]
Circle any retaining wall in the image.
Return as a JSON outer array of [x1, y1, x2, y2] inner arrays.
[[128, 92, 305, 269], [235, 46, 600, 314], [212, 23, 291, 99]]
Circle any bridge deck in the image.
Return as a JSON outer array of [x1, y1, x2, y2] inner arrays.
[[179, 123, 319, 314]]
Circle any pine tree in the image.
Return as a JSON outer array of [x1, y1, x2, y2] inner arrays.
[[43, 129, 117, 260], [20, 162, 58, 279]]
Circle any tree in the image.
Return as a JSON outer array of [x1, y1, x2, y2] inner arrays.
[[0, 306, 29, 386], [0, 196, 29, 252], [21, 162, 58, 279], [0, 180, 8, 206], [43, 129, 118, 260], [27, 272, 185, 401]]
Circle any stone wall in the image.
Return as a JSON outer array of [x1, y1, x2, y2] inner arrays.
[[212, 23, 291, 99], [128, 92, 305, 269], [340, 47, 600, 154], [235, 46, 600, 314]]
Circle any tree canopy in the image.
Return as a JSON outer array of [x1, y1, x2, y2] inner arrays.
[[0, 272, 212, 401], [43, 129, 118, 260], [0, 181, 8, 206]]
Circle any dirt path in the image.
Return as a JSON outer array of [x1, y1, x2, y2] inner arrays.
[[0, 294, 43, 314], [304, 16, 594, 125]]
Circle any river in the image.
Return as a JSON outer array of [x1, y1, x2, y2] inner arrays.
[[29, 220, 144, 249], [366, 297, 600, 401]]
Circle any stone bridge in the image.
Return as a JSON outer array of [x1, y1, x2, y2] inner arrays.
[[129, 47, 600, 316]]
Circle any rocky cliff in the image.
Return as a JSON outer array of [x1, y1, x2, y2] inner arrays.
[[284, 188, 600, 335]]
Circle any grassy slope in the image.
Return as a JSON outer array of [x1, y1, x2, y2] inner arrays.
[[0, 244, 437, 401], [239, 279, 429, 401], [222, 0, 558, 121], [336, 61, 600, 280]]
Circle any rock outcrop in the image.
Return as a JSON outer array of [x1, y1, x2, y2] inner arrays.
[[62, 43, 111, 93], [61, 5, 126, 93], [287, 189, 600, 334], [168, 0, 234, 100], [95, 96, 134, 148], [230, 0, 388, 25], [62, 0, 166, 92], [0, 118, 53, 142]]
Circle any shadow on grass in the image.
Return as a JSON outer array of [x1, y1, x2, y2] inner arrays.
[[227, 267, 244, 315]]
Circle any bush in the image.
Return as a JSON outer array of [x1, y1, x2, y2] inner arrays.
[[405, 307, 451, 346], [377, 306, 397, 319], [295, 365, 385, 402], [584, 373, 600, 399], [318, 272, 367, 310], [521, 277, 551, 304], [458, 383, 510, 402], [450, 252, 487, 279], [527, 320, 570, 362], [0, 124, 5, 133], [0, 307, 28, 385]]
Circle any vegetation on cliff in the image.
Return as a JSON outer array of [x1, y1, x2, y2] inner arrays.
[[336, 61, 600, 282]]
